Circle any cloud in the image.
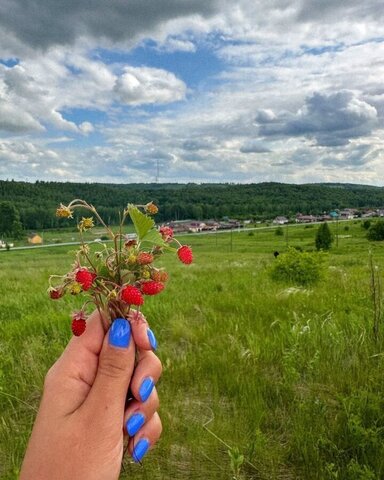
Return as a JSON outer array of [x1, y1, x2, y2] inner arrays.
[[114, 66, 186, 105], [240, 141, 270, 153], [260, 90, 378, 146], [0, 0, 222, 52]]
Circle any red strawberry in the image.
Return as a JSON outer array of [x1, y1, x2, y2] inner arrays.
[[49, 287, 63, 299], [141, 281, 164, 295], [75, 268, 96, 291], [71, 318, 86, 336], [177, 245, 193, 264], [137, 252, 154, 265], [159, 226, 174, 240], [121, 285, 144, 305]]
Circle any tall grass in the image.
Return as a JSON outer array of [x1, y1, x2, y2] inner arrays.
[[0, 223, 384, 479]]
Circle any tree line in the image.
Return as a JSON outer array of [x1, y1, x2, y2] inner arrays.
[[1, 180, 384, 233]]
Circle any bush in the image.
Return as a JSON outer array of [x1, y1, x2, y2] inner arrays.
[[315, 222, 333, 251], [362, 220, 371, 230], [367, 221, 384, 241], [275, 226, 284, 236], [270, 247, 326, 286], [344, 225, 349, 231]]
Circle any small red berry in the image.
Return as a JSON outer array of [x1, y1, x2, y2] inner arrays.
[[177, 245, 193, 264], [151, 270, 169, 282], [121, 285, 144, 305], [159, 226, 174, 240], [125, 239, 137, 248], [75, 268, 96, 291], [141, 281, 164, 295], [137, 252, 154, 265], [49, 288, 63, 299], [71, 318, 86, 336]]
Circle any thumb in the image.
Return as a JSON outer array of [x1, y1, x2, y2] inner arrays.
[[83, 318, 135, 418]]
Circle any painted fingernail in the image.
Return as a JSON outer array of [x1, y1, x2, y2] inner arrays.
[[109, 318, 131, 348], [147, 328, 157, 350], [139, 377, 154, 402], [126, 412, 145, 437], [132, 438, 150, 463]]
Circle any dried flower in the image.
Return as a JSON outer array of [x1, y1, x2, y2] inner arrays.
[[56, 203, 73, 218], [78, 217, 94, 231], [145, 202, 158, 215]]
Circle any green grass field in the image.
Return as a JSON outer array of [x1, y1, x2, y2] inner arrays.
[[1, 222, 384, 479]]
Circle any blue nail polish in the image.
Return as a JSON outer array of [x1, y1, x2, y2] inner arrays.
[[147, 328, 157, 350], [109, 318, 131, 348], [139, 377, 154, 402], [126, 412, 145, 437], [132, 438, 150, 463]]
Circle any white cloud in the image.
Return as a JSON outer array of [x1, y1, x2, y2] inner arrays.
[[114, 66, 186, 105]]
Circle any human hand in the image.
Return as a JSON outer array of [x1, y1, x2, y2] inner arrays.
[[20, 310, 162, 480]]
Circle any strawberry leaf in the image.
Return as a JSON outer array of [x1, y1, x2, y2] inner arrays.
[[127, 205, 154, 240]]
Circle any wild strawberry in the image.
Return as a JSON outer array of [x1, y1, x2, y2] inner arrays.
[[121, 285, 144, 305], [75, 268, 96, 291], [159, 271, 169, 282], [71, 311, 87, 336], [141, 281, 164, 295], [71, 318, 86, 336], [137, 252, 154, 265], [177, 245, 193, 264], [125, 239, 137, 248], [159, 226, 173, 241], [49, 287, 63, 299], [152, 270, 169, 282]]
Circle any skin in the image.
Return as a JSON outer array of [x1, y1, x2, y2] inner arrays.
[[20, 310, 162, 480]]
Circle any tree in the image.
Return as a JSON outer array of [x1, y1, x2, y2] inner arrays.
[[0, 201, 24, 238], [367, 221, 384, 241], [315, 222, 333, 250]]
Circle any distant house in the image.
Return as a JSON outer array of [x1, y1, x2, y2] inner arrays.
[[28, 233, 43, 244], [362, 210, 377, 218], [273, 216, 289, 225], [296, 214, 317, 223], [339, 209, 355, 220]]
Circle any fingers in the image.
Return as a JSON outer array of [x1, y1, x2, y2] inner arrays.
[[83, 318, 135, 418], [130, 349, 162, 402], [124, 387, 159, 437], [128, 412, 162, 463], [128, 310, 158, 351]]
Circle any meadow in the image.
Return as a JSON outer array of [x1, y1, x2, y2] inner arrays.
[[0, 222, 384, 479]]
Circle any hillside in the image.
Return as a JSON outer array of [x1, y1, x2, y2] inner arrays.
[[0, 180, 383, 230]]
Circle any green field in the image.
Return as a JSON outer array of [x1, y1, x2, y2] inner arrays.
[[1, 222, 384, 479]]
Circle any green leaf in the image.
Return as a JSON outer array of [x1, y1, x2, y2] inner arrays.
[[141, 229, 166, 246], [127, 205, 154, 240]]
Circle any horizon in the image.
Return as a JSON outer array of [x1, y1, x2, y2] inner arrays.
[[1, 1, 384, 185]]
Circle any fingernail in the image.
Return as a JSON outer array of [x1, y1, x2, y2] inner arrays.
[[147, 328, 157, 350], [126, 412, 145, 437], [139, 377, 154, 402], [132, 438, 150, 463], [109, 318, 131, 348]]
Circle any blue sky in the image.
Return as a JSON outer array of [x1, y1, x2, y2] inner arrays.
[[0, 0, 383, 185]]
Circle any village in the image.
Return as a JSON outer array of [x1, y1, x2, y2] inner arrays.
[[1, 208, 384, 248]]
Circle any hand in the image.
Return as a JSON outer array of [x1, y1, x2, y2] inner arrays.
[[20, 310, 162, 480]]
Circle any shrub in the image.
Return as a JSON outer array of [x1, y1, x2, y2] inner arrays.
[[344, 225, 349, 231], [270, 247, 325, 286], [362, 220, 371, 230], [367, 221, 384, 241], [275, 226, 284, 236], [315, 222, 333, 251]]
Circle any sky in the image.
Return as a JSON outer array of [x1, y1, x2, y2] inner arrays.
[[0, 0, 384, 185]]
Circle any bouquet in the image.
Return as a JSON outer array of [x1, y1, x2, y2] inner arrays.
[[48, 199, 193, 335]]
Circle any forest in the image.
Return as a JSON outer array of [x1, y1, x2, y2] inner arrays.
[[1, 180, 384, 230]]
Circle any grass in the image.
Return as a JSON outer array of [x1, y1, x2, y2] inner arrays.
[[1, 222, 384, 479]]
